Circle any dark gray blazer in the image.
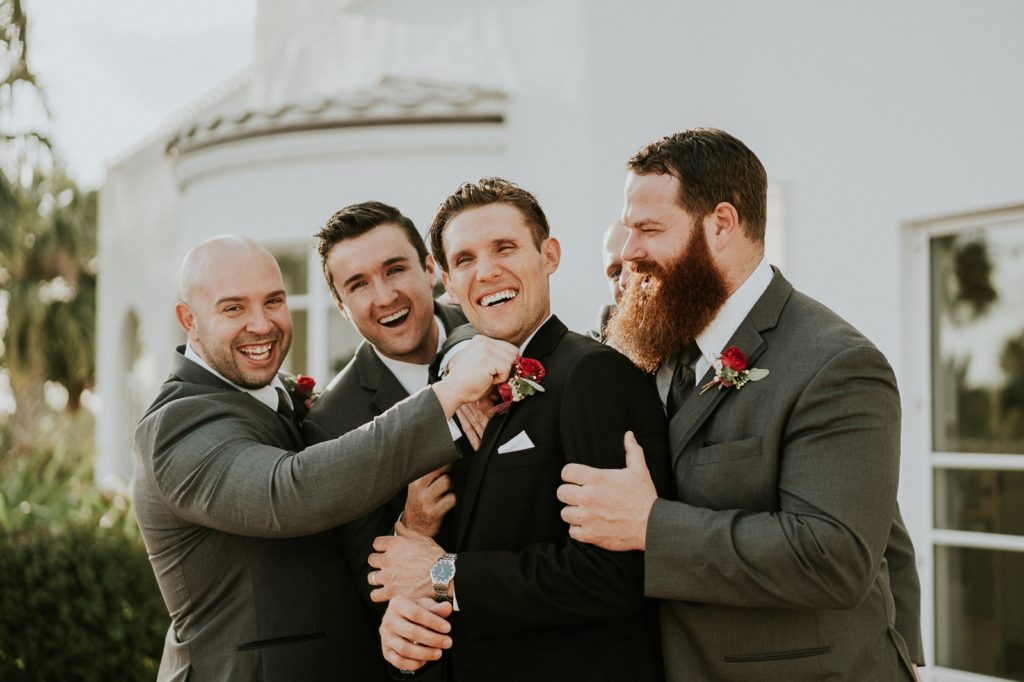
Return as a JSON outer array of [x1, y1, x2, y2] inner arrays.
[[132, 346, 460, 681], [646, 270, 921, 681]]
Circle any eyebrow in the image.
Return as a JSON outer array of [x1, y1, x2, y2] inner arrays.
[[341, 256, 410, 287], [214, 289, 286, 307]]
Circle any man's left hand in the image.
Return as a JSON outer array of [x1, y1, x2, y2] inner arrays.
[[557, 431, 657, 551], [368, 521, 445, 602]]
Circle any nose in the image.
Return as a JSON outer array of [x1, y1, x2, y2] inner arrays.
[[475, 254, 502, 282], [246, 306, 274, 334], [621, 230, 644, 263], [372, 279, 400, 307]]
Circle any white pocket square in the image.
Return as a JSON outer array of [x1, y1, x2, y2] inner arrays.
[[497, 430, 535, 454]]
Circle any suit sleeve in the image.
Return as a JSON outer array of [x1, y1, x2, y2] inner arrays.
[[453, 350, 671, 636], [645, 343, 901, 609], [887, 504, 925, 664], [141, 389, 460, 538]]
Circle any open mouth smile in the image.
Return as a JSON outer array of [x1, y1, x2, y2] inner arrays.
[[237, 342, 274, 363], [479, 289, 518, 307], [379, 307, 410, 327]]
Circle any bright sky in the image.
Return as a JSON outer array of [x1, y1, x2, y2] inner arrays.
[[25, 0, 256, 189]]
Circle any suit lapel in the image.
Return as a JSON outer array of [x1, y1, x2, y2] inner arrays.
[[454, 317, 567, 548], [668, 271, 793, 466], [352, 342, 409, 414]]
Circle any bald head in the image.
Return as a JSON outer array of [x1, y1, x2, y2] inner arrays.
[[602, 220, 629, 304], [180, 235, 280, 303], [175, 235, 293, 389]]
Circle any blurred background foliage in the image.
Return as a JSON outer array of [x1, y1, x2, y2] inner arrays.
[[1, 1, 166, 678]]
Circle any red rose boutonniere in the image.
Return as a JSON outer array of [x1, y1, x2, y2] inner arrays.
[[285, 374, 321, 409], [699, 346, 769, 395], [490, 356, 546, 415]]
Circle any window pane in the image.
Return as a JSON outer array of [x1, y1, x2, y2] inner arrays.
[[930, 220, 1024, 453], [935, 469, 1024, 536], [934, 545, 1024, 679], [277, 250, 308, 296], [327, 309, 362, 378]]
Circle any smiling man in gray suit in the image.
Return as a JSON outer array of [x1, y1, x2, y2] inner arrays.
[[558, 129, 924, 681], [132, 235, 516, 681]]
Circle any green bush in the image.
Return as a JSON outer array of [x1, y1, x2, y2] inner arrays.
[[0, 412, 168, 681], [0, 525, 168, 680]]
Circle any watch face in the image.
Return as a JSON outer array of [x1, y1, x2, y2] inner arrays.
[[431, 561, 455, 583]]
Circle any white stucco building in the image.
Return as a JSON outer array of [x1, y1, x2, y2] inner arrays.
[[97, 2, 1024, 679]]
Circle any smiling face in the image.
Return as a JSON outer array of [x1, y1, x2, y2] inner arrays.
[[440, 203, 560, 347], [602, 221, 629, 304], [326, 223, 439, 364], [176, 239, 293, 388]]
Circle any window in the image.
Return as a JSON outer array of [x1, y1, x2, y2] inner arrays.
[[273, 246, 362, 385], [909, 207, 1024, 681]]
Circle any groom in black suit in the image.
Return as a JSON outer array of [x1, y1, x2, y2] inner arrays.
[[366, 178, 672, 681]]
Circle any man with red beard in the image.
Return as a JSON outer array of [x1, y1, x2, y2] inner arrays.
[[132, 235, 516, 681], [557, 129, 924, 681]]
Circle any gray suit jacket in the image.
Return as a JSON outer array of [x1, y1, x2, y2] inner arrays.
[[132, 347, 460, 681], [646, 270, 921, 681]]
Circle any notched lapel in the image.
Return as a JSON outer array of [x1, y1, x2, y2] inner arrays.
[[669, 317, 769, 467], [668, 270, 792, 466]]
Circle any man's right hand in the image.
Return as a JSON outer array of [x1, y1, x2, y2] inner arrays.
[[404, 465, 455, 537], [432, 336, 518, 418], [380, 595, 453, 672]]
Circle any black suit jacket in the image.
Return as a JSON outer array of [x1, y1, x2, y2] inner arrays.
[[438, 316, 671, 682], [132, 347, 461, 681], [301, 304, 467, 678]]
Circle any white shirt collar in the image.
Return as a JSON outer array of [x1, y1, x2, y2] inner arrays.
[[184, 343, 287, 412], [372, 316, 447, 396], [693, 257, 774, 371]]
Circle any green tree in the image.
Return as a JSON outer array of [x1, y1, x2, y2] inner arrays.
[[2, 0, 97, 457]]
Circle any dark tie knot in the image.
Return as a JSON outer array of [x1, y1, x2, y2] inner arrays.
[[667, 342, 700, 418], [275, 386, 294, 420]]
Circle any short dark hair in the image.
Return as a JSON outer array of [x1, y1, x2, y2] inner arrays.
[[314, 201, 428, 305], [628, 128, 767, 241], [427, 177, 550, 272]]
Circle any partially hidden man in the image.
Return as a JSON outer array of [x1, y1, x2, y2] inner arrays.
[[132, 235, 516, 681]]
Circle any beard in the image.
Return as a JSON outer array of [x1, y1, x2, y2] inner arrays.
[[605, 222, 729, 372]]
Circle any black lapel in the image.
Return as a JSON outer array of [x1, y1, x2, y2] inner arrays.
[[454, 316, 567, 547], [667, 270, 792, 466]]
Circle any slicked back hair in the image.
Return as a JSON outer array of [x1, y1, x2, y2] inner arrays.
[[315, 201, 428, 305], [427, 177, 550, 272], [628, 128, 767, 241]]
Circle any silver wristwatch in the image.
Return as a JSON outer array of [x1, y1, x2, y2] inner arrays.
[[430, 553, 457, 602]]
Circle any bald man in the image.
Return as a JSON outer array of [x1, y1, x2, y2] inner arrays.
[[132, 235, 516, 682]]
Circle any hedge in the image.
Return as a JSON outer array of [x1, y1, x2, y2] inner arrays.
[[0, 525, 168, 681]]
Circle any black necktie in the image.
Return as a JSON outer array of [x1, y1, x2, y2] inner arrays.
[[666, 343, 700, 418], [275, 387, 294, 421]]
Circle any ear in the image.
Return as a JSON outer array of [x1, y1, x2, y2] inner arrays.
[[338, 301, 351, 321], [708, 202, 741, 253], [175, 301, 197, 339], [541, 237, 561, 275], [440, 269, 458, 305], [423, 254, 437, 283]]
